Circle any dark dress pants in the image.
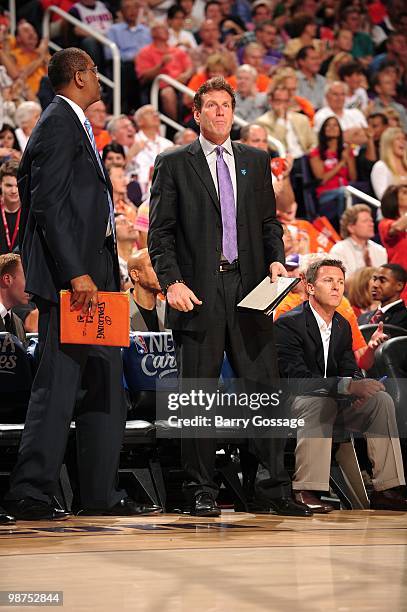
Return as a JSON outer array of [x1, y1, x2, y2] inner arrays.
[[174, 269, 291, 505], [6, 245, 127, 510]]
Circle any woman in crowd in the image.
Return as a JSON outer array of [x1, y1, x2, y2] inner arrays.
[[326, 51, 353, 82], [347, 266, 380, 318], [309, 116, 356, 224], [379, 184, 407, 272], [0, 123, 21, 163], [371, 128, 407, 199]]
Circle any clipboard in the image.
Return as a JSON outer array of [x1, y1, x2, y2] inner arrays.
[[237, 276, 300, 316], [60, 290, 130, 346]]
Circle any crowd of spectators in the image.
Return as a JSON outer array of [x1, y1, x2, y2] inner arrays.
[[0, 0, 407, 332]]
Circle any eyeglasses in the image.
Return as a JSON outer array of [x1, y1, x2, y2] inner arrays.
[[79, 66, 99, 77]]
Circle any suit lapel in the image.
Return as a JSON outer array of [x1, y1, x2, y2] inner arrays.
[[52, 97, 106, 183], [304, 302, 325, 375], [187, 139, 220, 214], [232, 142, 249, 221]]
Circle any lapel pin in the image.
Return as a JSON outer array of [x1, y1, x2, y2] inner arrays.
[[241, 169, 247, 175]]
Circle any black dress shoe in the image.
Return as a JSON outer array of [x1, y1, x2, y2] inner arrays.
[[190, 493, 221, 517], [370, 487, 407, 511], [5, 498, 70, 521], [78, 497, 162, 516], [260, 496, 313, 517], [0, 506, 15, 525]]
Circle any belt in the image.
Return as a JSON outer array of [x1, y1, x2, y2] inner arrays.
[[218, 260, 239, 272]]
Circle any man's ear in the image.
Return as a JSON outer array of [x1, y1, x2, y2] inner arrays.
[[73, 70, 85, 89], [193, 108, 200, 126], [129, 268, 138, 283], [307, 282, 315, 295]]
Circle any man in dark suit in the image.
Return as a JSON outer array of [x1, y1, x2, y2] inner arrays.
[[4, 48, 160, 520], [0, 253, 28, 344], [0, 252, 30, 525], [149, 77, 310, 517], [358, 264, 407, 329], [275, 258, 407, 512]]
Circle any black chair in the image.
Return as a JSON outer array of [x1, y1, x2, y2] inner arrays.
[[374, 337, 407, 437], [358, 325, 407, 378]]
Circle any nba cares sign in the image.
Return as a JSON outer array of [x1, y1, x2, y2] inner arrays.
[[122, 332, 178, 392], [60, 291, 130, 346]]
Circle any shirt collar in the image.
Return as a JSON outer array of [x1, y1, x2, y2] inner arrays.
[[0, 302, 9, 320], [199, 133, 233, 158], [309, 302, 332, 332], [57, 94, 87, 127], [380, 299, 403, 314]]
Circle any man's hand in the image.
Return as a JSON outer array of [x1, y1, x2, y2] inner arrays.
[[368, 321, 389, 352], [269, 261, 288, 283], [348, 378, 385, 400], [70, 274, 98, 316], [167, 282, 202, 312]]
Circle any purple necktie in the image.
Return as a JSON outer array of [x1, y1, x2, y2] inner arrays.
[[216, 145, 238, 264]]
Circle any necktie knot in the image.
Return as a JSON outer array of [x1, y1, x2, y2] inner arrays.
[[216, 145, 225, 159]]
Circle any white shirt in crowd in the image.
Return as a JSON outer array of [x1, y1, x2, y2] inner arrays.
[[168, 28, 198, 49], [313, 106, 368, 134], [380, 299, 403, 314], [199, 133, 237, 208], [0, 301, 11, 326], [370, 160, 407, 200], [276, 116, 305, 159], [309, 302, 332, 378], [133, 130, 173, 195], [330, 237, 388, 277]]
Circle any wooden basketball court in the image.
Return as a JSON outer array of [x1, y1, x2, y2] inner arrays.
[[1, 510, 406, 611]]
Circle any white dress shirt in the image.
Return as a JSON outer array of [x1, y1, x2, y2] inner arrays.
[[309, 302, 332, 378], [330, 237, 387, 277], [199, 133, 237, 208], [133, 130, 173, 195], [380, 299, 403, 314], [0, 301, 11, 327]]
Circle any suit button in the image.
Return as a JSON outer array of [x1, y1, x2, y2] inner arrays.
[[98, 250, 103, 254]]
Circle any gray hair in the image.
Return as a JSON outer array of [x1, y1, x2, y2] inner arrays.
[[324, 80, 349, 97], [106, 114, 130, 136], [236, 64, 258, 80], [14, 101, 41, 127]]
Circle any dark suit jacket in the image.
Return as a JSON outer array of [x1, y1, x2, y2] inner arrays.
[[17, 96, 120, 304], [0, 312, 26, 344], [148, 138, 284, 331], [358, 301, 407, 329], [274, 301, 361, 396]]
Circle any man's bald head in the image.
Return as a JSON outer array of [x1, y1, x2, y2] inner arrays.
[[128, 249, 161, 292]]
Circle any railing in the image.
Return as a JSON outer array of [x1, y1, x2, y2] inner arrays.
[[42, 6, 121, 116], [344, 185, 380, 209], [8, 0, 16, 36], [151, 74, 286, 156]]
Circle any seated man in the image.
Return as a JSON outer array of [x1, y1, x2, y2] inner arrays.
[[313, 81, 368, 147], [330, 204, 387, 278], [127, 248, 166, 332], [135, 22, 193, 121], [0, 253, 30, 344], [358, 264, 407, 328], [275, 257, 407, 513]]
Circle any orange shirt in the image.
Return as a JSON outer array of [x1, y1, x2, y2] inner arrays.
[[94, 129, 111, 153], [274, 295, 366, 353], [228, 73, 272, 93], [135, 44, 192, 89], [11, 47, 47, 95]]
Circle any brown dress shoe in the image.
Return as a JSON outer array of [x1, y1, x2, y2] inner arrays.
[[370, 487, 407, 511], [293, 490, 334, 514]]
